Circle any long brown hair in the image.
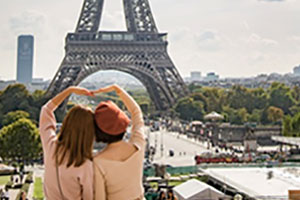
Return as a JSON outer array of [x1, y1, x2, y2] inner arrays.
[[54, 105, 95, 167]]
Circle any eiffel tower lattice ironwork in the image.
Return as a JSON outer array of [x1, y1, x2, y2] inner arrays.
[[46, 0, 188, 110]]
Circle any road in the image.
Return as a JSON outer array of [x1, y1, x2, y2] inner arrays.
[[147, 129, 212, 166]]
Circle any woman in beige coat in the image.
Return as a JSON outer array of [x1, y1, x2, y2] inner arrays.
[[92, 84, 145, 200]]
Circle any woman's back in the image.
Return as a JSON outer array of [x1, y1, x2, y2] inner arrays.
[[39, 87, 95, 200], [93, 85, 145, 200], [97, 141, 137, 161], [94, 141, 145, 200]]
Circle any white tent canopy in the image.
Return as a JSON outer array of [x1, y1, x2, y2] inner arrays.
[[204, 111, 224, 121], [173, 179, 225, 200]]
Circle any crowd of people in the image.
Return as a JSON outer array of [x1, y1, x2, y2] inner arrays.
[[0, 187, 9, 200], [157, 190, 177, 200]]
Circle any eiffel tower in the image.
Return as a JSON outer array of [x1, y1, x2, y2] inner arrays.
[[46, 0, 188, 110]]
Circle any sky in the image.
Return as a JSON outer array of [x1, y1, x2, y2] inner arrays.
[[0, 0, 300, 81]]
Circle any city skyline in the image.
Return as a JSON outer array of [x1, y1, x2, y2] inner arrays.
[[0, 0, 300, 81]]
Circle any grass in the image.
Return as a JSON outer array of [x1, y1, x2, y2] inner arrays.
[[0, 175, 10, 185], [149, 180, 185, 189], [33, 177, 44, 200]]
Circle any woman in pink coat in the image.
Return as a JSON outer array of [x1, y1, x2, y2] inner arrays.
[[39, 86, 95, 200]]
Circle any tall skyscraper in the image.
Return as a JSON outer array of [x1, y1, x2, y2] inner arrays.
[[17, 35, 34, 83]]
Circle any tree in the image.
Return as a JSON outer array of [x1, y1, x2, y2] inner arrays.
[[268, 82, 295, 114], [248, 109, 263, 124], [2, 110, 30, 127], [0, 84, 29, 114], [237, 108, 249, 124], [283, 112, 300, 137], [267, 106, 284, 124], [222, 106, 249, 125], [0, 118, 42, 163], [291, 86, 300, 103], [226, 85, 251, 111], [202, 87, 224, 113], [0, 84, 46, 127], [174, 97, 205, 121], [283, 115, 293, 137]]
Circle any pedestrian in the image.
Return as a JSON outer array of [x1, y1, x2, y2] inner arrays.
[[39, 86, 95, 199], [19, 171, 23, 183], [0, 189, 3, 200], [157, 191, 166, 200], [167, 189, 177, 200], [92, 84, 145, 200], [2, 187, 9, 200], [19, 191, 28, 200]]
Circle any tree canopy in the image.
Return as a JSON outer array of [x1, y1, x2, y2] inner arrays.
[[0, 118, 42, 162], [175, 82, 300, 132]]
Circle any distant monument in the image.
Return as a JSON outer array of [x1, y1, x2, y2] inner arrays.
[[16, 35, 34, 84]]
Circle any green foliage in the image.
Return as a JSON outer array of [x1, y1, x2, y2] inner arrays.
[[0, 84, 46, 128], [283, 115, 293, 137], [174, 82, 298, 126], [290, 112, 300, 136], [268, 82, 295, 114], [33, 177, 44, 200], [201, 87, 224, 113], [0, 84, 29, 114], [0, 118, 42, 162], [267, 106, 284, 123], [225, 85, 268, 113], [188, 83, 202, 93], [2, 110, 30, 127], [291, 86, 300, 103], [248, 109, 263, 123], [0, 176, 10, 186], [222, 106, 249, 125], [174, 97, 205, 121]]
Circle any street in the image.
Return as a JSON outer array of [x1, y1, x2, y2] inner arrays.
[[147, 129, 212, 166]]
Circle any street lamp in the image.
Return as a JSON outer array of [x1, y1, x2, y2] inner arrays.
[[160, 131, 164, 157]]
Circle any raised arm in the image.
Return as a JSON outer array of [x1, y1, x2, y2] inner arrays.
[[39, 87, 93, 147], [92, 85, 145, 148]]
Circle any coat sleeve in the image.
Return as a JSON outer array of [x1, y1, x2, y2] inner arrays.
[[117, 88, 145, 150], [39, 100, 58, 154]]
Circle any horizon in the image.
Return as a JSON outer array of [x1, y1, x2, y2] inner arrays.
[[0, 0, 300, 80]]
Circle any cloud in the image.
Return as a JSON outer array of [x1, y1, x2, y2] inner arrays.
[[170, 27, 191, 42], [289, 35, 300, 41], [258, 0, 285, 2], [9, 11, 46, 34], [195, 30, 224, 51], [246, 34, 278, 46], [243, 21, 250, 31]]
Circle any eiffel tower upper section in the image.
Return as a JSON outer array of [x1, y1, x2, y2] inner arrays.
[[47, 0, 188, 110], [76, 0, 158, 33]]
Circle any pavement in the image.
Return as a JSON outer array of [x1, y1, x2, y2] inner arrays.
[[148, 129, 214, 166]]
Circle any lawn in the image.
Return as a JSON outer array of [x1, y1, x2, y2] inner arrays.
[[0, 175, 10, 185], [33, 177, 44, 200]]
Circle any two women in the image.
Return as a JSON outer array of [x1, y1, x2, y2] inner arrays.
[[39, 85, 145, 199]]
